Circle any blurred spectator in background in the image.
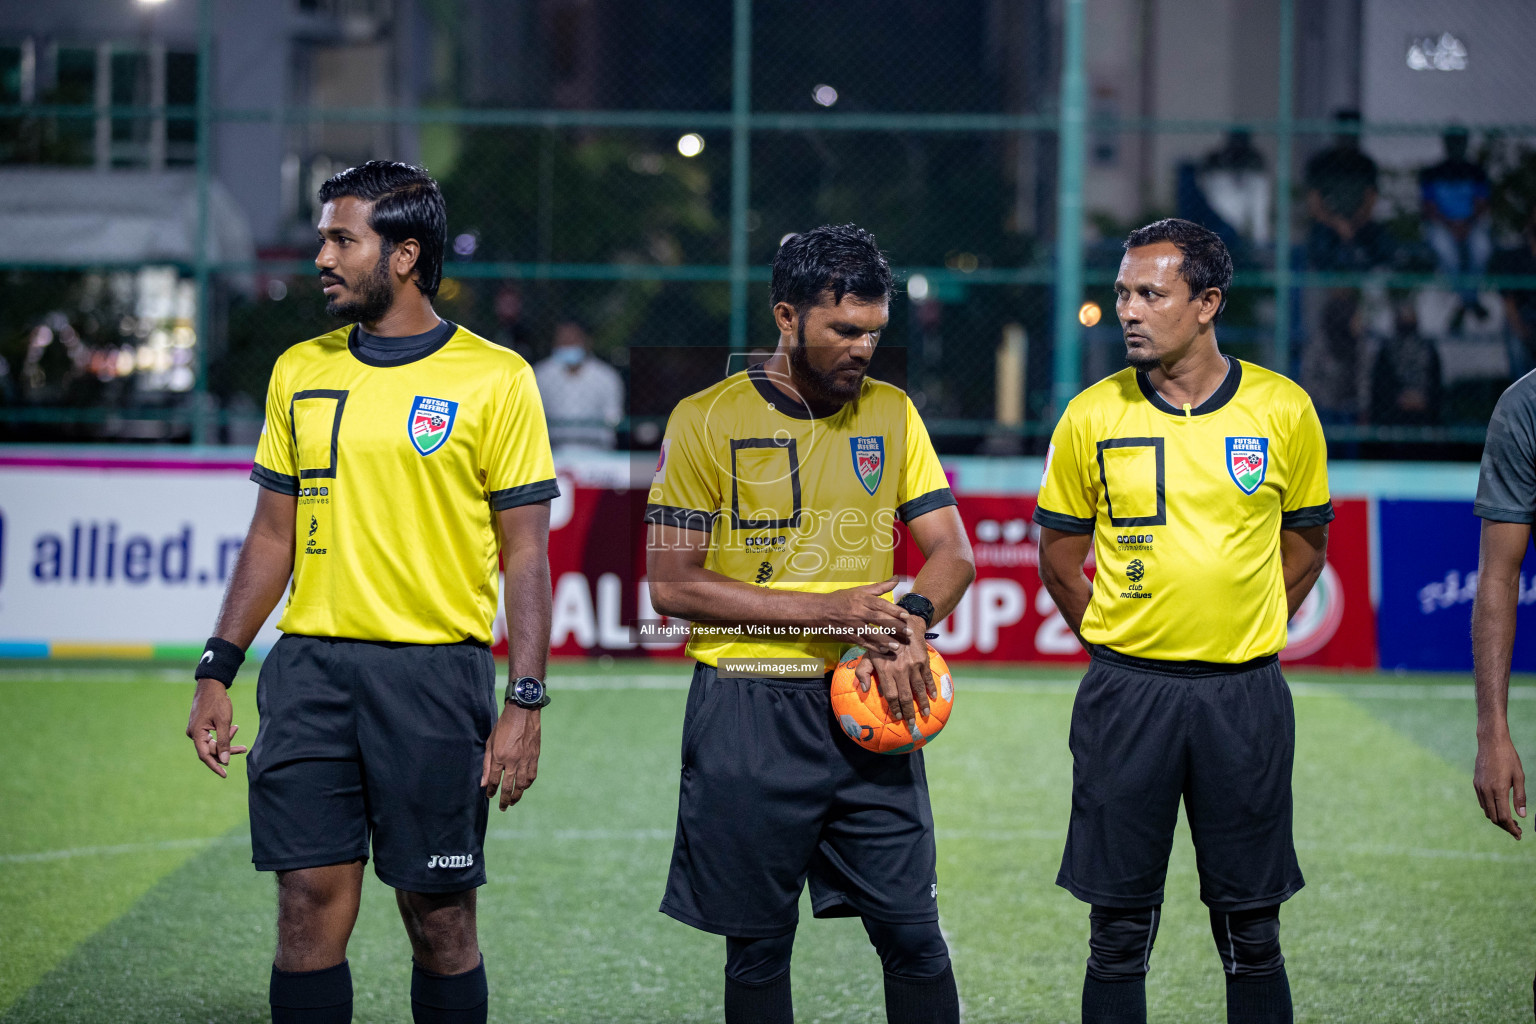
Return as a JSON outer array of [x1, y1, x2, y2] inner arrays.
[[1305, 110, 1391, 270], [1420, 127, 1492, 311], [1490, 208, 1536, 365], [1301, 289, 1366, 427], [1370, 291, 1443, 427], [491, 282, 533, 358], [1200, 130, 1270, 248], [533, 319, 624, 450]]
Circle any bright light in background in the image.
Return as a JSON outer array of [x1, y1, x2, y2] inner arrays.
[[907, 274, 930, 301], [1407, 33, 1468, 71], [135, 0, 171, 5], [453, 232, 478, 257], [812, 84, 839, 107], [1078, 301, 1102, 327], [676, 133, 705, 157]]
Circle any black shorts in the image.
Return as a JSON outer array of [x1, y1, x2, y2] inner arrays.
[[1057, 647, 1305, 912], [661, 663, 940, 938], [246, 634, 498, 893]]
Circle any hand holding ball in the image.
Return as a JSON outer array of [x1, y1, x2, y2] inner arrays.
[[830, 644, 954, 754]]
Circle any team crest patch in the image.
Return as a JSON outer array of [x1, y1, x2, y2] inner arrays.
[[851, 436, 884, 495], [1226, 436, 1269, 495], [409, 395, 459, 456]]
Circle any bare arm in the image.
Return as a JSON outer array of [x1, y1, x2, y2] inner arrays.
[[646, 524, 910, 648], [856, 506, 978, 725], [1037, 527, 1094, 646], [1280, 524, 1328, 621], [483, 501, 553, 811], [903, 505, 977, 624], [1473, 519, 1532, 840], [187, 488, 297, 777]]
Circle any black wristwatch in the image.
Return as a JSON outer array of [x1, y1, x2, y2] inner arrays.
[[506, 676, 551, 710], [896, 592, 936, 628]]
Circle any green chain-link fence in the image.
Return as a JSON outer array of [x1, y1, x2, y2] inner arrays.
[[1, 0, 1531, 456]]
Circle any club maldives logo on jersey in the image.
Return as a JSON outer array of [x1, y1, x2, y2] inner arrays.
[[1226, 436, 1269, 495], [409, 395, 459, 456], [850, 436, 884, 495]]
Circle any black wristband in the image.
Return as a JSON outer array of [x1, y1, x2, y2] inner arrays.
[[896, 592, 936, 628], [196, 637, 245, 688]]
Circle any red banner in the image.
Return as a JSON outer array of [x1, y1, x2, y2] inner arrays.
[[494, 474, 1375, 669]]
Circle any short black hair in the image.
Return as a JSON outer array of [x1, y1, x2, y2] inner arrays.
[[770, 223, 893, 312], [1123, 217, 1233, 318], [318, 161, 446, 298]]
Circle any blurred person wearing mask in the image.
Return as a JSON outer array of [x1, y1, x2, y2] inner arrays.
[[533, 319, 624, 450]]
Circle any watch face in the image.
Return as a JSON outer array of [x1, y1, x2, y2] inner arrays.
[[514, 677, 545, 704]]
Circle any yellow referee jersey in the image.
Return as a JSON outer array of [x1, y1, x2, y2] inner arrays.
[[252, 322, 558, 645], [1035, 357, 1332, 662], [645, 366, 954, 670]]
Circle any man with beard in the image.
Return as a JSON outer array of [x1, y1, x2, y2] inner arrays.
[[646, 224, 975, 1024], [1035, 219, 1331, 1024], [185, 161, 558, 1024]]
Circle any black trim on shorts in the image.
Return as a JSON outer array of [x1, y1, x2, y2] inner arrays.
[[1135, 356, 1241, 416], [1091, 644, 1278, 677], [489, 478, 561, 511], [251, 462, 300, 495], [1033, 506, 1095, 535], [1096, 436, 1166, 528], [645, 504, 717, 532], [1280, 501, 1336, 529], [898, 488, 957, 522]]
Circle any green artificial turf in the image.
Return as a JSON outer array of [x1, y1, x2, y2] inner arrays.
[[0, 661, 1532, 1022]]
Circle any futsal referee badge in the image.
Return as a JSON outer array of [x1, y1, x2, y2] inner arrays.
[[409, 395, 459, 456], [1226, 436, 1269, 495], [851, 436, 884, 495]]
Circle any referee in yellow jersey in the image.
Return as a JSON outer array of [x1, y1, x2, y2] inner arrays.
[[1036, 219, 1331, 1024], [647, 225, 975, 1024], [185, 162, 558, 1024]]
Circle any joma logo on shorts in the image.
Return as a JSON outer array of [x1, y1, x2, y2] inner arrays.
[[427, 853, 474, 869]]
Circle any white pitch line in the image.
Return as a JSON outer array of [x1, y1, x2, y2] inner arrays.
[[0, 834, 247, 865]]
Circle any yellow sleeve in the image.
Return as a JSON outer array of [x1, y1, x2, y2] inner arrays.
[[644, 399, 720, 532], [250, 355, 299, 495], [1033, 405, 1097, 534], [1280, 397, 1334, 528], [896, 397, 956, 521], [485, 362, 560, 510]]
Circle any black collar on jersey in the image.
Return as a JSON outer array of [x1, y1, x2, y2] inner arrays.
[[748, 364, 815, 419], [1135, 354, 1241, 416], [347, 319, 457, 368]]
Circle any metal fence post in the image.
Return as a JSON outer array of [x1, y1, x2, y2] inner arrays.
[[1051, 0, 1087, 419], [1273, 0, 1295, 376], [192, 0, 214, 446], [728, 0, 752, 351]]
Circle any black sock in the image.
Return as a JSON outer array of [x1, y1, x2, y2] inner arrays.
[[724, 970, 793, 1024], [411, 957, 488, 1024], [270, 960, 352, 1024], [883, 965, 960, 1024], [1225, 967, 1292, 1024], [1082, 975, 1145, 1024]]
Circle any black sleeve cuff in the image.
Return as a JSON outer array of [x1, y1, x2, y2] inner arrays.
[[897, 487, 958, 523], [1280, 501, 1336, 529], [644, 504, 717, 532], [1474, 503, 1536, 524], [490, 478, 561, 511], [1032, 506, 1095, 535], [250, 463, 299, 495]]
